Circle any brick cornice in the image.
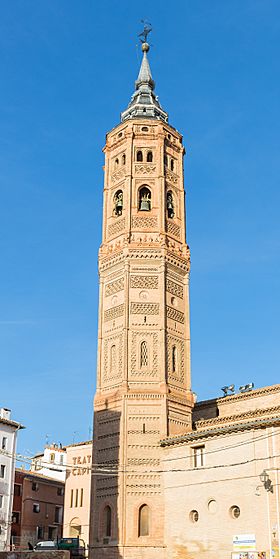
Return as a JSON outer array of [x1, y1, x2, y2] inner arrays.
[[195, 404, 280, 429], [161, 414, 280, 447]]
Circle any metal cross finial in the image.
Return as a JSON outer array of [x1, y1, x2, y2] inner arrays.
[[138, 20, 152, 43]]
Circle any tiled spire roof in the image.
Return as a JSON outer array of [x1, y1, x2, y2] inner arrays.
[[121, 41, 168, 123]]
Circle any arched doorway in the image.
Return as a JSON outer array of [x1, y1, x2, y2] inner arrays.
[[69, 517, 81, 538]]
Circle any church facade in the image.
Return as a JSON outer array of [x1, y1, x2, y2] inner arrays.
[[89, 33, 280, 559]]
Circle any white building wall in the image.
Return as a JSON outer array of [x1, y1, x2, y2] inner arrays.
[[31, 446, 67, 482], [0, 414, 21, 551], [163, 424, 280, 559]]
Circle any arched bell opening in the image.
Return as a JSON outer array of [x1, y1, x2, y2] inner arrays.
[[139, 186, 151, 211], [113, 190, 123, 216], [166, 190, 175, 219]]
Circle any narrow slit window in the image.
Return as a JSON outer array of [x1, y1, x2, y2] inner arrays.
[[147, 151, 153, 162], [172, 346, 177, 373], [138, 504, 150, 537], [137, 150, 143, 162], [193, 445, 205, 468], [110, 345, 116, 373], [140, 341, 148, 368], [104, 505, 112, 537]]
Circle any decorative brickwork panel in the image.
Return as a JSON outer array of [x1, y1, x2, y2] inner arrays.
[[130, 302, 159, 315], [135, 163, 156, 175], [105, 277, 124, 297], [167, 334, 185, 383], [130, 275, 158, 289], [127, 458, 160, 466], [165, 170, 178, 184], [107, 217, 125, 238], [132, 216, 158, 229], [111, 168, 125, 184], [167, 220, 180, 238], [103, 332, 123, 382], [104, 303, 124, 322], [166, 278, 184, 299], [166, 305, 184, 323], [130, 331, 159, 378]]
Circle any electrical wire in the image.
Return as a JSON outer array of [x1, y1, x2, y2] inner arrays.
[[2, 445, 280, 477], [162, 425, 280, 462], [2, 425, 279, 471]]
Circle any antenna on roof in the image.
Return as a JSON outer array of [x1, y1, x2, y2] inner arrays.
[[239, 382, 254, 393], [221, 384, 235, 396]]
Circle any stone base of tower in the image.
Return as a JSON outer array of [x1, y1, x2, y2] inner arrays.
[[89, 390, 193, 559]]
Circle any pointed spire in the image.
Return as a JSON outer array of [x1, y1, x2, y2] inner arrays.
[[135, 43, 155, 90], [121, 41, 168, 123]]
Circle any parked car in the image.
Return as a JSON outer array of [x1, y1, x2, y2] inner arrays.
[[34, 540, 58, 551]]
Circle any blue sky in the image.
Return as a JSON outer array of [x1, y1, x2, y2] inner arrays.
[[1, 0, 279, 456]]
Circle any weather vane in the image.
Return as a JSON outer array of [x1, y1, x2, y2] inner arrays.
[[138, 20, 152, 44]]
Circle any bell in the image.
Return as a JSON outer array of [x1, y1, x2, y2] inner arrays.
[[140, 199, 150, 211], [116, 198, 123, 211], [115, 193, 123, 215], [167, 204, 174, 218], [167, 195, 174, 218]]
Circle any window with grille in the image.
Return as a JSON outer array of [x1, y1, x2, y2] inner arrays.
[[140, 341, 148, 368], [110, 345, 116, 372], [172, 346, 177, 373]]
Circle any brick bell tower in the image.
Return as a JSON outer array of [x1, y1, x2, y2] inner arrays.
[[89, 28, 194, 559]]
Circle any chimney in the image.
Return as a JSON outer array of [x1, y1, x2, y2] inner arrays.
[[0, 408, 11, 420]]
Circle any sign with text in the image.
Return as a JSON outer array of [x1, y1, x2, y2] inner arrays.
[[232, 553, 266, 559], [233, 535, 256, 552]]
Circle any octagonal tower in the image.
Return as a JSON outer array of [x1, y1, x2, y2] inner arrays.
[[89, 37, 194, 559]]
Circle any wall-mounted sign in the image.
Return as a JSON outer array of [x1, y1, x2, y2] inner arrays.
[[232, 552, 266, 559], [233, 535, 256, 552], [72, 454, 92, 476]]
